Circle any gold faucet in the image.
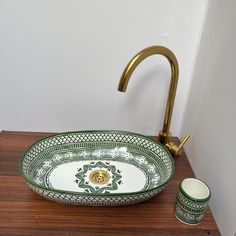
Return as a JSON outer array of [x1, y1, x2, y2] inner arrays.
[[117, 45, 190, 156]]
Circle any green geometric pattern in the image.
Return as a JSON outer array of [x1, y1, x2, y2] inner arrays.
[[175, 191, 209, 224], [28, 182, 166, 206], [177, 192, 208, 209], [19, 131, 174, 206]]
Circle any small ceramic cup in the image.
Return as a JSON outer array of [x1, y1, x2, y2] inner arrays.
[[175, 178, 211, 225]]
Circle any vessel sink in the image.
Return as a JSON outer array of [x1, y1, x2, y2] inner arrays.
[[19, 131, 174, 206]]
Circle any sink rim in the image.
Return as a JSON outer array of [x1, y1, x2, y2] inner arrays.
[[19, 130, 175, 197]]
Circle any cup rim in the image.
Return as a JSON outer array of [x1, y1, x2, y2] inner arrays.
[[179, 178, 211, 202]]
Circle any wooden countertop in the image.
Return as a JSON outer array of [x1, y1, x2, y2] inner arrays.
[[0, 131, 221, 236]]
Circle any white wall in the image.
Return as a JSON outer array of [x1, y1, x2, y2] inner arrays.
[[0, 0, 207, 136], [180, 1, 236, 235]]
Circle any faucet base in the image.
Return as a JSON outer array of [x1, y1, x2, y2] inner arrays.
[[159, 130, 170, 145], [159, 131, 190, 157], [159, 130, 179, 156]]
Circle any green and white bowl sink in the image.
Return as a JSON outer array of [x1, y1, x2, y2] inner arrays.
[[19, 131, 174, 206]]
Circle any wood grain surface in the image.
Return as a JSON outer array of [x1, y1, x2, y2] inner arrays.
[[0, 131, 221, 236]]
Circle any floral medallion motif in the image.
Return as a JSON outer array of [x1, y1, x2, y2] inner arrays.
[[75, 161, 122, 193]]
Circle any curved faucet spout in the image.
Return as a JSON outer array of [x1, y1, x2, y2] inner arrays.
[[118, 45, 189, 156]]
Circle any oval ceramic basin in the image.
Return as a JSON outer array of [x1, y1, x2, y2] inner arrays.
[[19, 131, 174, 206]]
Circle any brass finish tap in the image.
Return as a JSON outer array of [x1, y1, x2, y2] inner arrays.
[[117, 45, 189, 156]]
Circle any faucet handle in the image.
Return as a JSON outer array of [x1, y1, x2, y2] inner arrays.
[[178, 134, 190, 151], [165, 134, 190, 156]]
